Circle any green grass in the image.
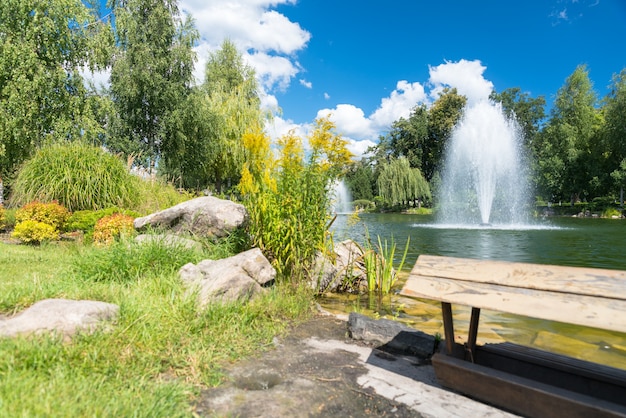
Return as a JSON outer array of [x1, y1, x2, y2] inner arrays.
[[0, 240, 313, 417]]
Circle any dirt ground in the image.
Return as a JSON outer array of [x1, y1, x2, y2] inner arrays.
[[193, 314, 424, 418]]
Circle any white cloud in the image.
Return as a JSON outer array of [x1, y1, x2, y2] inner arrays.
[[428, 59, 493, 105], [369, 80, 427, 129], [246, 51, 301, 91], [180, 0, 310, 91], [317, 104, 374, 140], [345, 137, 376, 158], [299, 79, 312, 89], [324, 92, 330, 100]]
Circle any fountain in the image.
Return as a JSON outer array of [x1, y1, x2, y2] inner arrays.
[[331, 179, 352, 214], [437, 101, 531, 227]]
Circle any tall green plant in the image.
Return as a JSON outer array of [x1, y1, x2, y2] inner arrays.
[[362, 228, 410, 299], [10, 142, 139, 211], [239, 117, 352, 283]]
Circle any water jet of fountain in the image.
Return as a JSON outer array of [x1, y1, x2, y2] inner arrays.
[[331, 179, 352, 214], [437, 101, 531, 226]]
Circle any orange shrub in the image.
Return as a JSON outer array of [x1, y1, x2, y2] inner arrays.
[[92, 213, 135, 245]]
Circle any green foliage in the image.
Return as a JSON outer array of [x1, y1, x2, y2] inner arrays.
[[92, 213, 136, 245], [10, 142, 140, 211], [108, 0, 198, 173], [162, 40, 263, 192], [377, 156, 430, 208], [240, 117, 352, 284], [0, 205, 5, 230], [11, 220, 58, 244], [362, 232, 410, 296], [533, 65, 600, 203], [0, 0, 111, 187], [133, 178, 195, 216], [66, 207, 140, 241], [352, 199, 375, 211]]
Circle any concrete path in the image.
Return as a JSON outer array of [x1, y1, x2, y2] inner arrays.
[[305, 337, 519, 418]]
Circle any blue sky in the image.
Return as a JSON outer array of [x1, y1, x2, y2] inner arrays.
[[97, 0, 626, 156]]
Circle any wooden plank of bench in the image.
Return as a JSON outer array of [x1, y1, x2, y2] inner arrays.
[[412, 255, 626, 300], [401, 274, 626, 334], [432, 352, 626, 418]]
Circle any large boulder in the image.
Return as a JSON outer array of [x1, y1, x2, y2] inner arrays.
[[0, 299, 119, 340], [179, 248, 275, 306], [134, 196, 248, 239]]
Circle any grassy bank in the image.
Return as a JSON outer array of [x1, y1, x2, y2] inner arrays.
[[0, 240, 313, 417]]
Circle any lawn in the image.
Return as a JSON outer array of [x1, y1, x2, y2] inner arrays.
[[0, 240, 313, 417]]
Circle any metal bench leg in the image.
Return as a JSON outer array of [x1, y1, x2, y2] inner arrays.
[[441, 302, 455, 355]]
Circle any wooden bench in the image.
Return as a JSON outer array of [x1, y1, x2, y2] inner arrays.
[[400, 255, 626, 418]]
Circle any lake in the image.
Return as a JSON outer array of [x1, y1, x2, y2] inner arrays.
[[325, 213, 626, 370]]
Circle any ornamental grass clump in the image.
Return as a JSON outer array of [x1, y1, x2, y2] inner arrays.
[[10, 141, 140, 211]]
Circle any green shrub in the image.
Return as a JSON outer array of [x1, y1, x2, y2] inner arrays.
[[66, 207, 141, 235], [11, 220, 58, 243], [10, 141, 140, 211], [92, 213, 136, 245], [15, 201, 69, 231], [603, 207, 623, 218], [0, 205, 5, 230]]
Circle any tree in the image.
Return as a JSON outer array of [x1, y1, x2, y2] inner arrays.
[[0, 0, 110, 187], [161, 40, 262, 192], [345, 159, 375, 201], [386, 104, 428, 170], [108, 0, 198, 173], [377, 157, 430, 208], [603, 70, 626, 205], [490, 87, 546, 149], [424, 89, 467, 181], [534, 65, 600, 203], [202, 40, 262, 192]]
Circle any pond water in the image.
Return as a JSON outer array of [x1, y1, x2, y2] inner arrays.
[[325, 213, 626, 370]]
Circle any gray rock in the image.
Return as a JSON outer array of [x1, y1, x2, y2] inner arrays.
[[134, 196, 248, 239], [310, 240, 367, 293], [0, 299, 119, 339], [135, 233, 203, 251], [348, 312, 436, 358], [179, 248, 275, 306]]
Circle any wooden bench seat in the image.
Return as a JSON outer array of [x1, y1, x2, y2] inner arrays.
[[400, 255, 626, 418]]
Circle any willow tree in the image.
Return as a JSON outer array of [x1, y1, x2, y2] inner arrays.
[[0, 0, 111, 186], [202, 39, 262, 192], [377, 156, 430, 208]]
